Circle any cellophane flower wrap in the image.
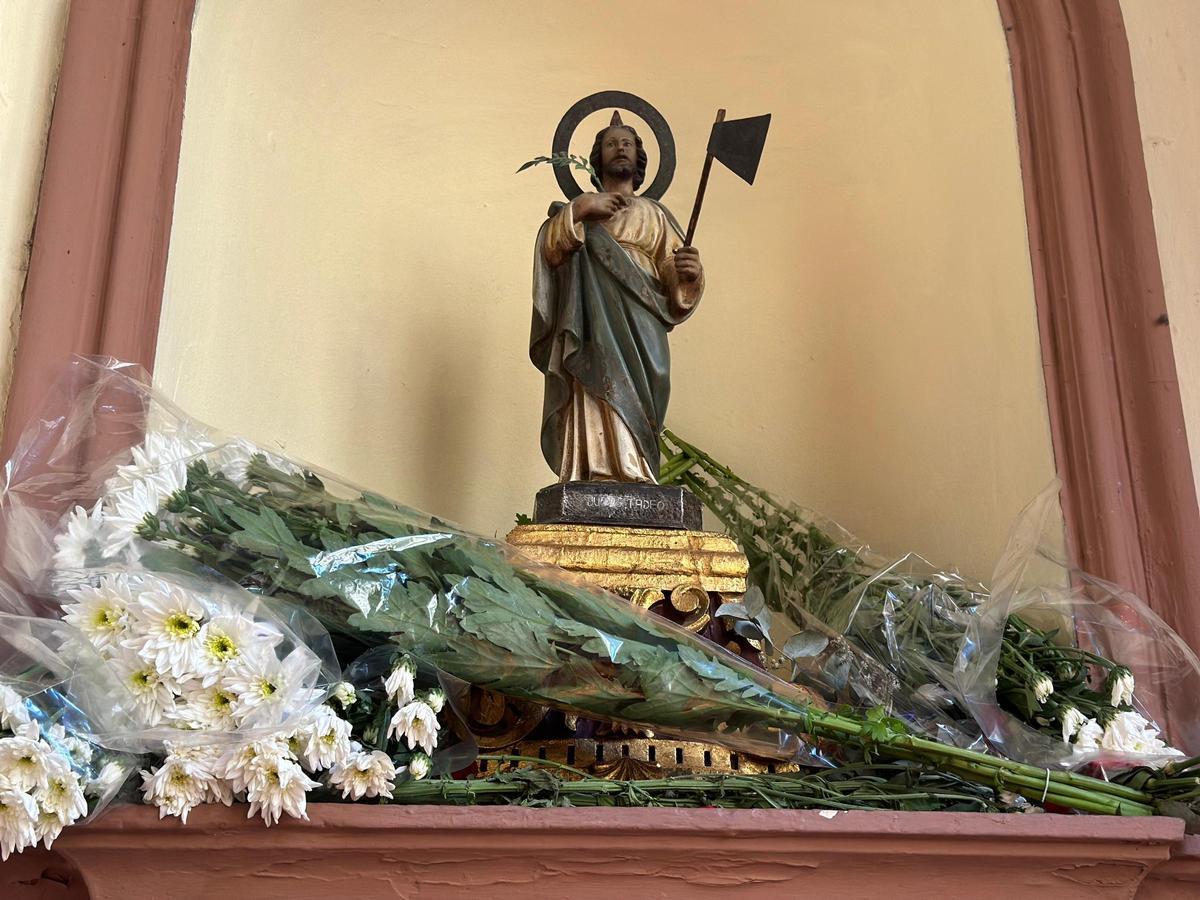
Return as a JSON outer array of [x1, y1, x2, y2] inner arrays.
[[11, 358, 1200, 828], [0, 359, 837, 769], [0, 554, 380, 827], [656, 431, 1200, 770], [0, 603, 139, 857], [955, 485, 1200, 768], [0, 363, 477, 834]]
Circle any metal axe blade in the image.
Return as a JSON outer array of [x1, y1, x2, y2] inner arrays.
[[707, 114, 772, 185]]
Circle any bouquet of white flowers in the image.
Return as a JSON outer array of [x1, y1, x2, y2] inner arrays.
[[0, 657, 136, 859], [5, 357, 1200, 834], [0, 566, 456, 840]]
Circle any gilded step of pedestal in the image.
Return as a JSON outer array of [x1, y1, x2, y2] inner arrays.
[[479, 737, 799, 780], [507, 523, 748, 595]]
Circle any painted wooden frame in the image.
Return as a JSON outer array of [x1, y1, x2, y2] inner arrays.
[[4, 804, 1197, 898], [998, 0, 1200, 650], [1, 0, 194, 459], [5, 0, 1198, 644]]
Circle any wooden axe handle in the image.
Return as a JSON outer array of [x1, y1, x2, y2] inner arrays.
[[684, 109, 726, 247]]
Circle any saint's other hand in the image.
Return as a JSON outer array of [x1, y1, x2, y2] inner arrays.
[[573, 192, 629, 222], [674, 246, 702, 283]]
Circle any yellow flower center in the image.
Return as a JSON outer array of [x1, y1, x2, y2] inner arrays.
[[165, 612, 200, 639], [91, 606, 121, 631], [204, 632, 238, 662]]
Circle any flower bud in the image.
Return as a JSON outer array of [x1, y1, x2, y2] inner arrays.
[[384, 656, 416, 705], [331, 682, 357, 709], [1059, 705, 1087, 743], [1106, 667, 1135, 708], [424, 688, 446, 714], [1031, 674, 1054, 705], [408, 752, 431, 781], [135, 513, 161, 541]]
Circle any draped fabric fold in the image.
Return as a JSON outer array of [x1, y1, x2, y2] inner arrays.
[[531, 198, 701, 482]]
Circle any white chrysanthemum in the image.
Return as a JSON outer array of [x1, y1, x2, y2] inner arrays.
[[194, 614, 276, 685], [141, 761, 209, 823], [1100, 711, 1184, 757], [292, 706, 352, 772], [105, 431, 211, 504], [102, 479, 165, 556], [34, 769, 86, 827], [218, 736, 292, 795], [63, 575, 136, 653], [1060, 706, 1087, 744], [44, 724, 94, 769], [387, 700, 439, 755], [223, 651, 320, 726], [331, 682, 356, 709], [52, 501, 109, 571], [123, 582, 207, 681], [0, 781, 38, 860], [1109, 668, 1136, 708], [111, 650, 178, 726], [35, 809, 65, 850], [0, 684, 31, 734], [1031, 674, 1054, 705], [328, 750, 396, 800], [0, 738, 57, 792], [85, 761, 129, 799], [142, 744, 229, 823], [213, 438, 302, 488], [1073, 718, 1104, 749], [424, 688, 446, 714], [244, 756, 319, 827], [170, 744, 234, 806], [384, 657, 415, 705], [406, 752, 431, 781], [172, 683, 238, 731]]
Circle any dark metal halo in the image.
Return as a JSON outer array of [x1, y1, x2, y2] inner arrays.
[[551, 90, 676, 201]]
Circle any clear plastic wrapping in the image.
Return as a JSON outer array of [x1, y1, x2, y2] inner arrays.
[[0, 358, 833, 766], [0, 631, 140, 857], [657, 433, 1197, 769], [955, 484, 1200, 768], [6, 355, 1194, 806]]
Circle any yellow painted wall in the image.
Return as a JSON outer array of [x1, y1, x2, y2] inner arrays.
[[1121, 0, 1200, 492], [157, 0, 1059, 582], [0, 0, 69, 428]]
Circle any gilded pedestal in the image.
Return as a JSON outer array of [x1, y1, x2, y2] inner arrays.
[[507, 523, 747, 633], [461, 522, 783, 778]]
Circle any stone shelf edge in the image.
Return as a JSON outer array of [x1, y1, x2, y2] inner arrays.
[[2, 805, 1198, 899]]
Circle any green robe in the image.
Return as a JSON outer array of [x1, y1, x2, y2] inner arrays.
[[531, 200, 694, 479]]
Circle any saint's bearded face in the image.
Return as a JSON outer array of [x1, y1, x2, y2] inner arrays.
[[599, 127, 637, 181]]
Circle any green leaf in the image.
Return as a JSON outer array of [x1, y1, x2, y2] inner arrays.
[[225, 505, 316, 575]]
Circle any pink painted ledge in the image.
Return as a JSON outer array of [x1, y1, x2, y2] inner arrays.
[[2, 804, 1198, 899]]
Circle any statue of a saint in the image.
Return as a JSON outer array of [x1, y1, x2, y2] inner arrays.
[[531, 113, 704, 484]]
